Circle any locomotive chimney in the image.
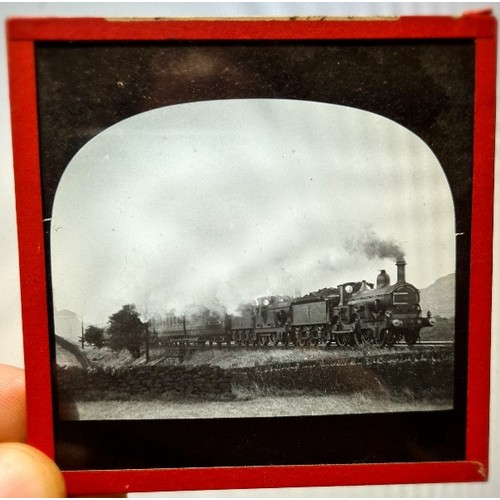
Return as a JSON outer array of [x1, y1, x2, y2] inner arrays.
[[396, 260, 406, 283]]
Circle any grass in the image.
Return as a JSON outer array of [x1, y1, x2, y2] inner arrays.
[[72, 392, 453, 420], [181, 345, 403, 369]]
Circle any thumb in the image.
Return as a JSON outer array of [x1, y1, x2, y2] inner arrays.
[[0, 443, 66, 497]]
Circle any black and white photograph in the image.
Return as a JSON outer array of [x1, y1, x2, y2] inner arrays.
[[52, 98, 456, 420], [41, 42, 467, 424]]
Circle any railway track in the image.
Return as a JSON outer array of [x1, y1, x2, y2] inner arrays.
[[158, 340, 454, 368], [416, 340, 453, 346], [166, 340, 453, 352]]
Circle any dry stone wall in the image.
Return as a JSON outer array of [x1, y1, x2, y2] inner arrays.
[[229, 353, 454, 399], [56, 365, 233, 401], [56, 348, 453, 403]]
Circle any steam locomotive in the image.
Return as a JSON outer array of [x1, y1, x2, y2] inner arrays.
[[160, 260, 435, 347]]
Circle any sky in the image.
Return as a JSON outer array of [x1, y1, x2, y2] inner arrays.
[[50, 99, 455, 325]]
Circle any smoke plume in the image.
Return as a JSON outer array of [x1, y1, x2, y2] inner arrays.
[[344, 230, 405, 261]]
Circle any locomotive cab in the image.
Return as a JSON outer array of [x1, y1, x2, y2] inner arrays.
[[338, 281, 365, 306], [255, 295, 292, 328]]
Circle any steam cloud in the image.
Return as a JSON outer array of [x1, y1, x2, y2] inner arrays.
[[150, 231, 405, 325], [51, 100, 454, 327], [344, 230, 405, 261]]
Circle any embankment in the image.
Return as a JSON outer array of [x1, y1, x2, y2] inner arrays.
[[56, 346, 453, 405]]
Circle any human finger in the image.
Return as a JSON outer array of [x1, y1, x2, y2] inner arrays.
[[0, 364, 26, 442], [0, 442, 66, 497]]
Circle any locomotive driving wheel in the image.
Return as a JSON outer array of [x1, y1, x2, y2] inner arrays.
[[241, 330, 249, 346], [404, 330, 418, 346], [385, 329, 396, 347], [310, 327, 320, 346], [376, 329, 387, 346], [356, 329, 368, 346], [336, 331, 348, 347], [247, 329, 256, 346], [283, 324, 293, 345], [296, 327, 310, 347], [350, 316, 365, 346], [269, 331, 280, 346], [320, 327, 329, 345], [258, 335, 269, 347], [365, 329, 375, 344]]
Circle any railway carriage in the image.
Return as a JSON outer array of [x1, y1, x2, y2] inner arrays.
[[159, 314, 229, 346]]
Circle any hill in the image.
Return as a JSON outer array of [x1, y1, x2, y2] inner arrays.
[[419, 273, 455, 318]]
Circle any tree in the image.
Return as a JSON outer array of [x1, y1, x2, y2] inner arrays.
[[107, 304, 146, 358], [84, 325, 105, 348]]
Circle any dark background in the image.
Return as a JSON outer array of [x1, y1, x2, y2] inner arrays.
[[35, 40, 474, 470]]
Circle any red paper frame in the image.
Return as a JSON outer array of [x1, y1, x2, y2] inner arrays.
[[6, 14, 496, 495]]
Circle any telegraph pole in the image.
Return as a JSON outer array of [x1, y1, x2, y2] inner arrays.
[[145, 321, 150, 363], [81, 321, 85, 350]]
